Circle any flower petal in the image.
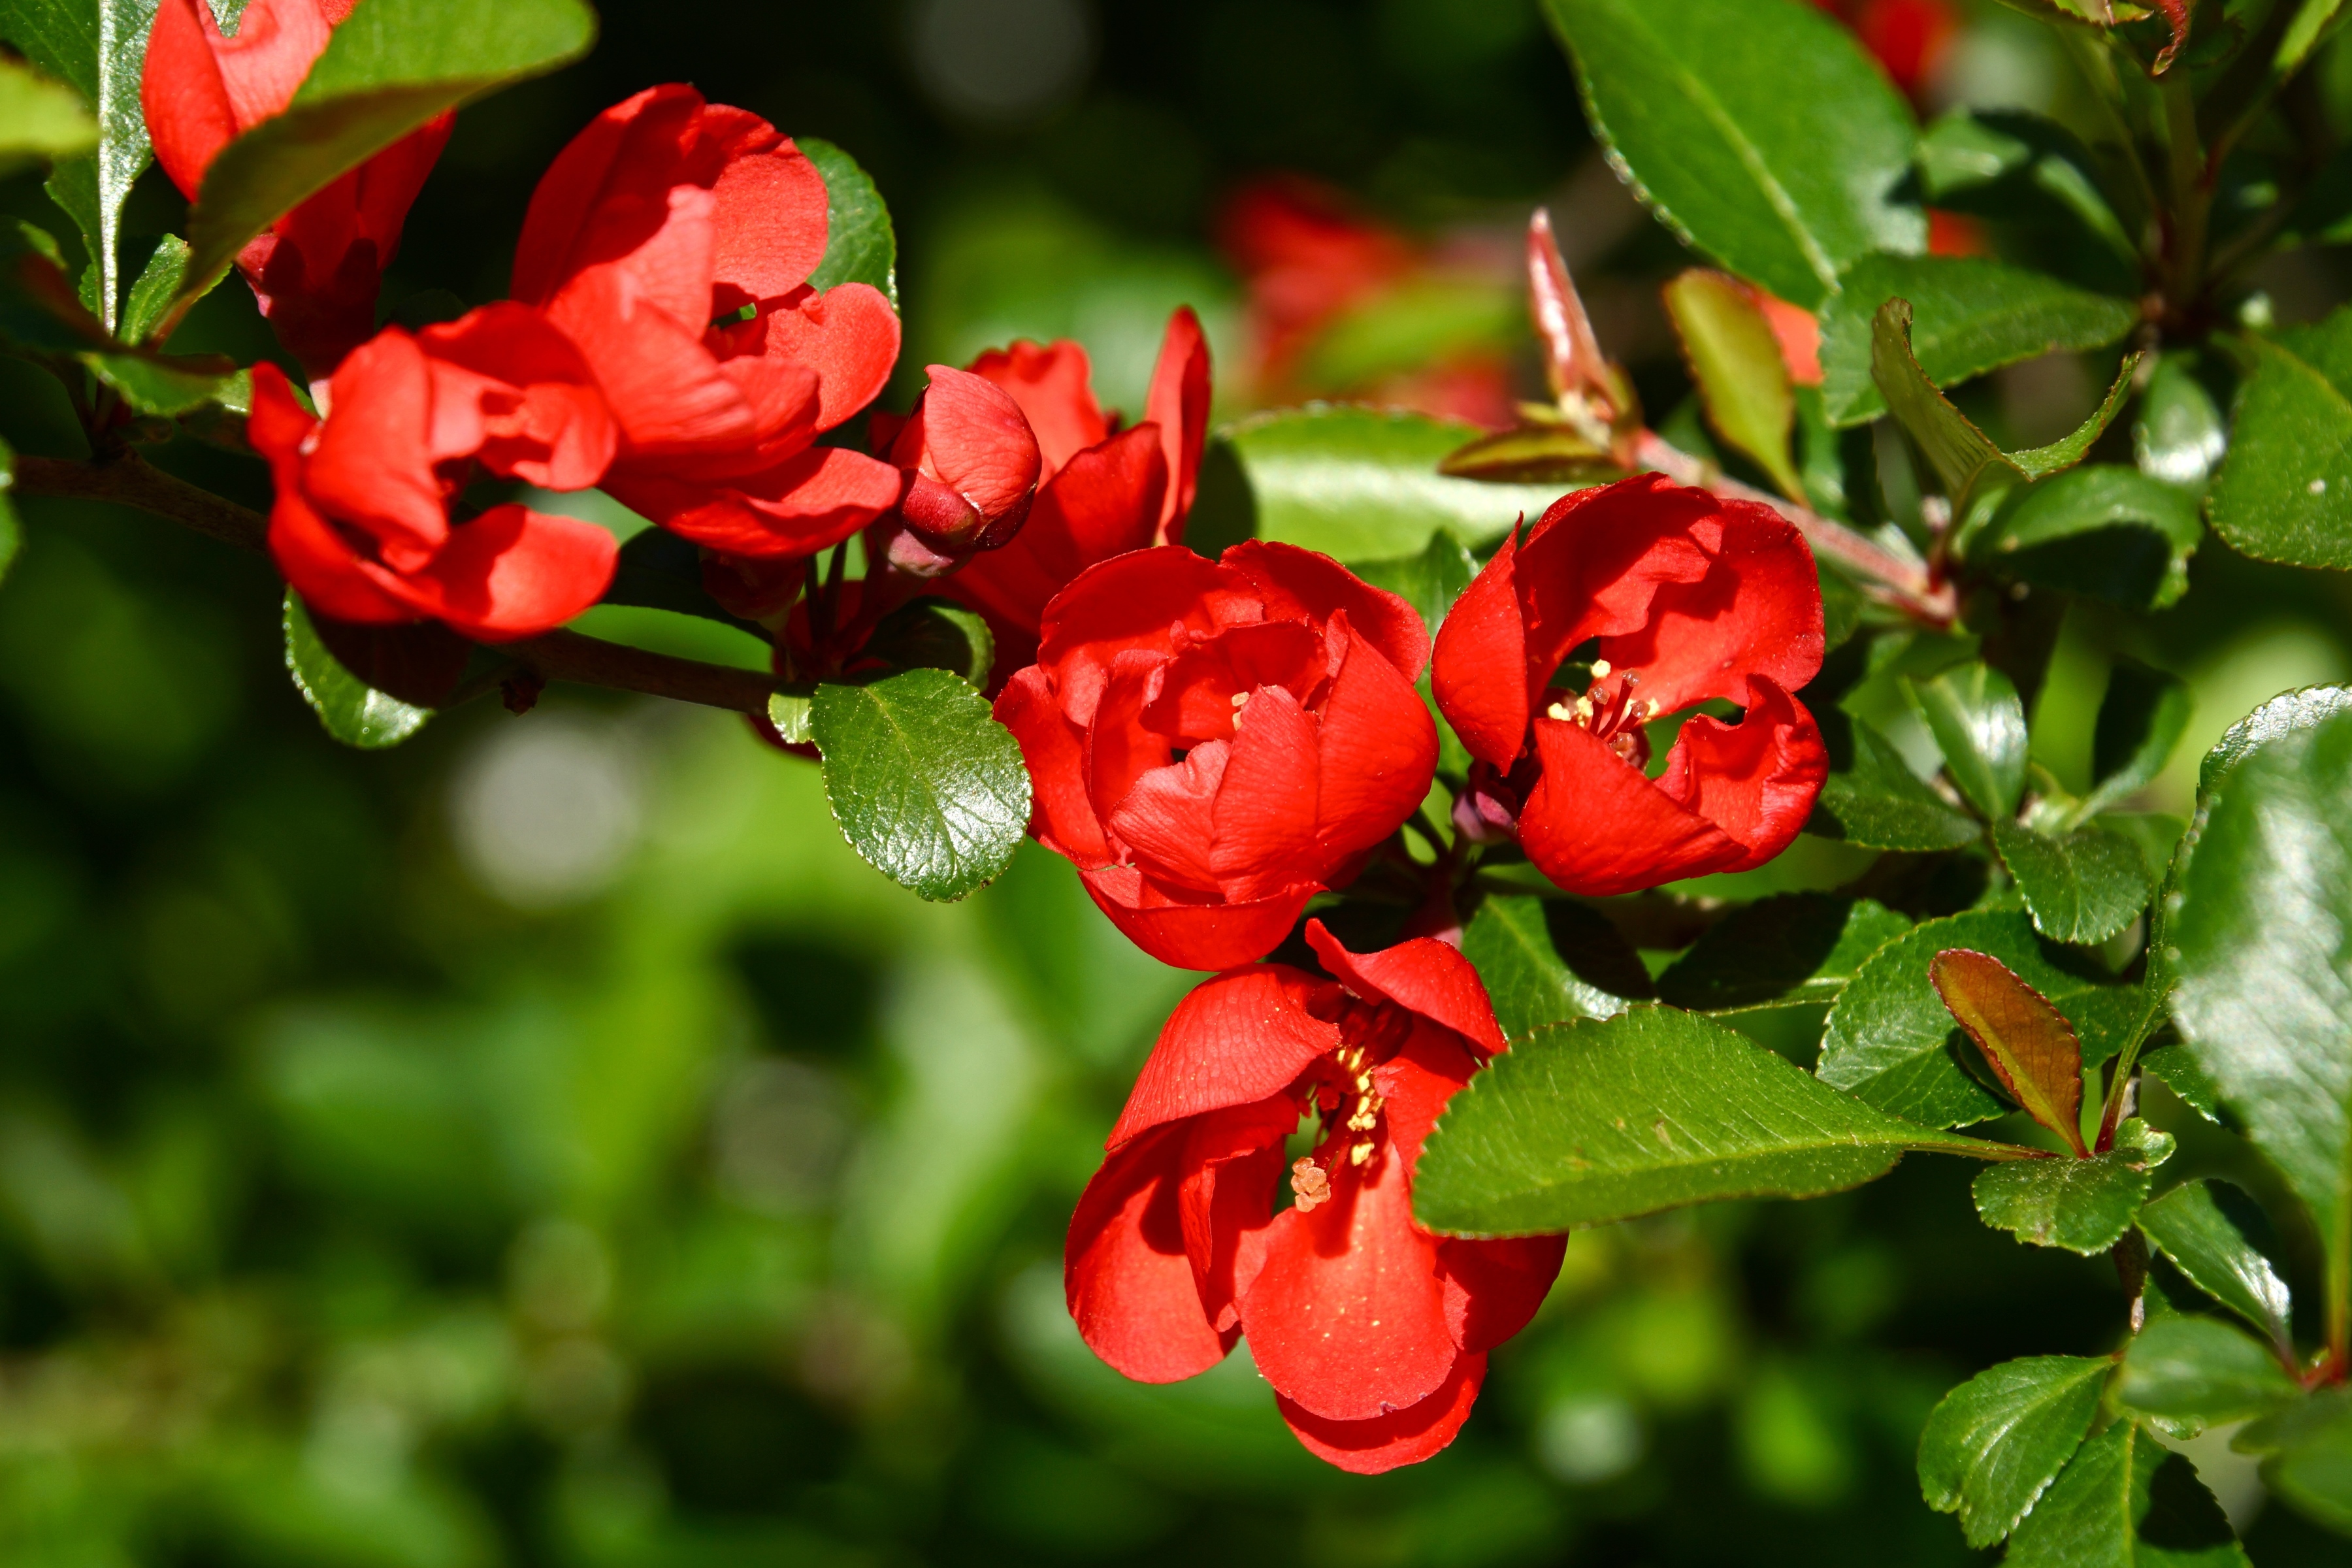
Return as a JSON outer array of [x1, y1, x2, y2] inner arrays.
[[1079, 868, 1318, 974], [610, 445, 901, 559], [1275, 1352, 1485, 1474], [1108, 965, 1338, 1145], [996, 665, 1114, 864], [949, 424, 1168, 643], [1109, 742, 1230, 896], [1430, 525, 1532, 768], [406, 504, 618, 642], [709, 136, 830, 304], [1303, 922, 1505, 1058], [1224, 540, 1429, 685], [1440, 1237, 1567, 1354], [1033, 547, 1260, 728], [759, 282, 902, 433], [1143, 306, 1211, 542], [968, 338, 1109, 478], [1177, 1097, 1294, 1333], [1066, 1124, 1233, 1384], [1307, 613, 1438, 877], [1211, 684, 1322, 904], [1653, 677, 1829, 871], [1518, 713, 1746, 896], [422, 302, 615, 489], [303, 329, 448, 570], [1595, 496, 1824, 713]]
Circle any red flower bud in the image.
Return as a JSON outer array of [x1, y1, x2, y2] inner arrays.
[[250, 306, 618, 641], [142, 0, 449, 378], [885, 364, 1041, 551], [1432, 474, 1829, 896], [1066, 922, 1562, 1473], [998, 542, 1435, 971]]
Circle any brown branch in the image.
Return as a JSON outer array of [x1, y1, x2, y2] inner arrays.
[[12, 453, 782, 715], [1632, 431, 1959, 628]]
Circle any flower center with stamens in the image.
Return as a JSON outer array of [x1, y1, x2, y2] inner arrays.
[[1546, 659, 1659, 762]]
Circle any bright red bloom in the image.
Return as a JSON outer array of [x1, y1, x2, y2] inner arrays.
[[1067, 922, 1564, 1473], [249, 305, 619, 641], [941, 309, 1212, 676], [1431, 474, 1829, 896], [874, 364, 1043, 563], [142, 0, 451, 378], [512, 85, 904, 560], [997, 542, 1437, 971]]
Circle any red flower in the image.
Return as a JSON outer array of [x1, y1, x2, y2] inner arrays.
[[1431, 474, 1828, 896], [939, 308, 1211, 676], [1066, 922, 1564, 1473], [249, 305, 619, 640], [142, 0, 452, 378], [869, 363, 1043, 570], [512, 85, 903, 561], [996, 542, 1437, 971]]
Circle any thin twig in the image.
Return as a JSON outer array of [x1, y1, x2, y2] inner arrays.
[[14, 453, 783, 715]]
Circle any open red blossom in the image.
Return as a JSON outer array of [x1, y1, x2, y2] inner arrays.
[[937, 308, 1212, 678], [249, 306, 619, 641], [997, 542, 1437, 972], [511, 84, 904, 561], [142, 0, 452, 378], [1431, 474, 1829, 897], [1066, 921, 1564, 1473]]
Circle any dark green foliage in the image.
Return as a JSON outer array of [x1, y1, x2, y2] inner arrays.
[[1917, 1354, 2108, 1546], [1459, 893, 1652, 1039], [1970, 1119, 2172, 1254]]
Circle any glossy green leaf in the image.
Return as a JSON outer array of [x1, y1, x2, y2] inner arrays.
[[1351, 530, 1477, 638], [1933, 947, 2089, 1154], [1914, 109, 2136, 291], [1460, 895, 1654, 1040], [81, 342, 233, 413], [0, 52, 95, 173], [283, 591, 433, 750], [767, 689, 812, 746], [2139, 1039, 2223, 1123], [1972, 1120, 2173, 1254], [2083, 661, 2193, 820], [800, 136, 896, 307], [1918, 1355, 2110, 1548], [1821, 255, 2137, 427], [1808, 716, 1983, 852], [2208, 312, 2352, 571], [2136, 1180, 2293, 1352], [810, 668, 1030, 902], [118, 231, 188, 344], [1656, 894, 1911, 1014], [0, 0, 159, 333], [2116, 1315, 2298, 1435], [176, 0, 597, 331], [1436, 421, 1620, 485], [1970, 466, 2202, 612], [2004, 1418, 2248, 1568], [1913, 662, 2028, 820], [1993, 821, 2151, 945], [1663, 268, 1804, 502], [2134, 353, 2227, 489], [2236, 1388, 2352, 1538], [2168, 700, 2352, 1358], [1819, 907, 2141, 1128], [862, 597, 994, 689], [1413, 1005, 2023, 1239], [1540, 0, 1922, 309], [2197, 684, 2352, 796]]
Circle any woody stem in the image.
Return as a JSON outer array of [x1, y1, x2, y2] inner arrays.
[[12, 453, 785, 715], [1629, 431, 1958, 628]]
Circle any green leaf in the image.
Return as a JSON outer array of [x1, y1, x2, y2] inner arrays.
[[1993, 821, 2151, 945], [0, 0, 159, 334], [282, 591, 434, 750], [118, 231, 189, 344], [1970, 466, 2202, 612], [2208, 312, 2352, 571], [810, 668, 1030, 902], [1912, 661, 2028, 820], [0, 52, 95, 174], [1412, 1005, 2023, 1239], [2116, 1315, 2298, 1435], [1972, 1119, 2173, 1254], [1460, 894, 1654, 1039], [1918, 1355, 2110, 1548], [1437, 421, 1621, 485], [799, 136, 896, 308], [2168, 699, 2352, 1358], [2083, 660, 2193, 820], [1914, 110, 2136, 291], [1808, 716, 1983, 852], [175, 0, 597, 333], [0, 435, 20, 590], [1933, 947, 2089, 1154], [861, 597, 993, 689], [768, 689, 812, 745], [2004, 1419, 2248, 1568], [2197, 684, 2352, 797], [1656, 894, 1911, 1014], [2137, 1180, 2294, 1351], [1190, 406, 1567, 563], [2134, 352, 2227, 489], [1819, 907, 2141, 1128], [600, 527, 767, 638], [2236, 1387, 2352, 1538], [2139, 1039, 2223, 1123], [80, 342, 233, 413], [1539, 0, 1922, 309], [1351, 530, 1477, 638], [1663, 268, 1804, 502], [1821, 255, 2138, 427]]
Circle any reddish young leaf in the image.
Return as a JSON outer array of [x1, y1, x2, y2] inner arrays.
[[1931, 949, 2089, 1158]]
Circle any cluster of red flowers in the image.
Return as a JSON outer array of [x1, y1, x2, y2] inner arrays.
[[172, 18, 1832, 1471]]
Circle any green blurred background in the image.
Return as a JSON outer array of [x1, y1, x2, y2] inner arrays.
[[2, 1, 2352, 1563]]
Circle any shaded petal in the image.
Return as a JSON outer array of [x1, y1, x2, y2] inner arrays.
[[610, 446, 900, 559], [1083, 650, 1178, 844], [1430, 525, 1531, 769], [551, 263, 774, 461], [1080, 868, 1318, 974], [968, 338, 1108, 476], [1224, 540, 1428, 684], [304, 329, 447, 570], [1108, 965, 1338, 1145], [1142, 306, 1211, 542], [1035, 547, 1263, 727], [422, 302, 615, 489], [949, 424, 1168, 642], [1211, 684, 1321, 904], [901, 364, 1041, 530], [1514, 474, 1715, 689], [1303, 922, 1505, 1058], [1654, 677, 1829, 871], [1440, 1237, 1567, 1354], [1066, 1125, 1232, 1384], [1108, 742, 1230, 896], [995, 665, 1113, 864], [513, 84, 712, 309], [1518, 714, 1746, 896], [1177, 1098, 1294, 1333], [1596, 497, 1824, 713], [1277, 1352, 1486, 1474], [406, 504, 618, 642], [1307, 615, 1437, 874]]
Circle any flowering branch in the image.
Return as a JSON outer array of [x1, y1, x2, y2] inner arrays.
[[12, 454, 783, 715]]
